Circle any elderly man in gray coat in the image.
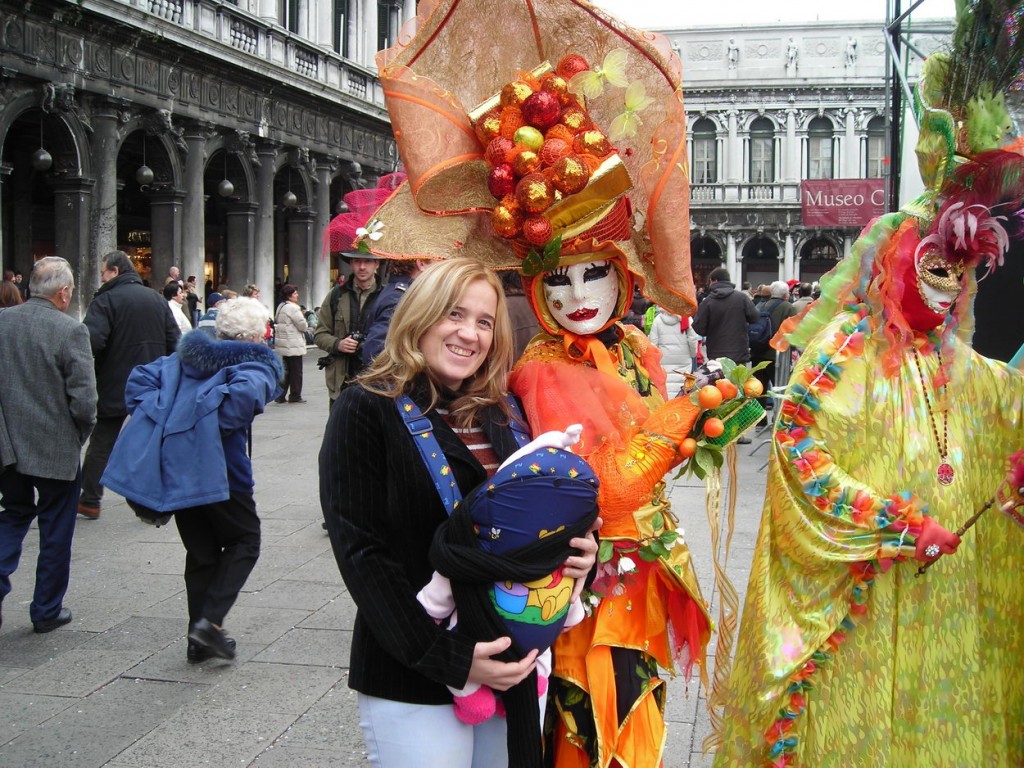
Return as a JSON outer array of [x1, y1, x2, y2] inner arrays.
[[0, 257, 97, 633]]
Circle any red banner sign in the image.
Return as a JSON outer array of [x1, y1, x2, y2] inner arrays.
[[801, 179, 886, 227]]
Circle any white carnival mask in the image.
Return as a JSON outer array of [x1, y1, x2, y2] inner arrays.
[[542, 260, 618, 335]]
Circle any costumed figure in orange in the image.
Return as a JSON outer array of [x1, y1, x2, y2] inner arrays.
[[352, 2, 767, 765]]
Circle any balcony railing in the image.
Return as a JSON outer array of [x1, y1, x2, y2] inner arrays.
[[129, 0, 386, 110], [690, 182, 803, 203]]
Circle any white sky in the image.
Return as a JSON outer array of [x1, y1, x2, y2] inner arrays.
[[590, 0, 956, 29]]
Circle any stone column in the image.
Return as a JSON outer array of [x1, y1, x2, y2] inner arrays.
[[726, 109, 740, 201], [783, 233, 794, 281], [785, 107, 798, 201], [149, 188, 186, 291], [844, 235, 853, 258], [89, 99, 125, 276], [315, 0, 332, 48], [844, 108, 858, 178], [363, 0, 379, 67], [286, 208, 316, 301], [225, 202, 257, 289], [726, 232, 737, 280], [51, 176, 95, 319], [258, 0, 277, 24], [255, 141, 280, 303], [182, 122, 213, 291], [312, 160, 333, 306]]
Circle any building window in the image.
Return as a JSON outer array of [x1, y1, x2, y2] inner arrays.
[[281, 0, 299, 33], [749, 117, 775, 184], [334, 0, 351, 57], [378, 1, 401, 51], [808, 117, 834, 179], [866, 116, 886, 178], [692, 118, 717, 184]]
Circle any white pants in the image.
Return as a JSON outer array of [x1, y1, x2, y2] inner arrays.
[[358, 693, 508, 768]]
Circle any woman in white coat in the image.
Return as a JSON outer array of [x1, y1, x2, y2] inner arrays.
[[648, 306, 699, 398], [274, 283, 308, 403]]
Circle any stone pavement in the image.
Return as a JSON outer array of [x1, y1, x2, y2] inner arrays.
[[0, 352, 770, 767]]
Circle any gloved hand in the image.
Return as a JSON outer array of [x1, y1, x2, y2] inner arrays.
[[914, 515, 961, 563]]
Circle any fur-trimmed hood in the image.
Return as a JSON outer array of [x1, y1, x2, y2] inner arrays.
[[178, 329, 283, 381]]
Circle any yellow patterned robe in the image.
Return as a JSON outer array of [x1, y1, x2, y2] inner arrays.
[[715, 309, 1024, 767]]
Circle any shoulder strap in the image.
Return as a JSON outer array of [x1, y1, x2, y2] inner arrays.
[[395, 395, 462, 515], [395, 394, 531, 514], [329, 285, 342, 316], [503, 394, 530, 448]]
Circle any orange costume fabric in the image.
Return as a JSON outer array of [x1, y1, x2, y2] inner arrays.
[[510, 324, 711, 768]]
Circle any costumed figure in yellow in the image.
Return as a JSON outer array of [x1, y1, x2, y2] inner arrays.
[[348, 2, 767, 765], [713, 5, 1024, 764]]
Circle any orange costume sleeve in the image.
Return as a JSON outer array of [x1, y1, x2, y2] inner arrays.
[[509, 336, 700, 527]]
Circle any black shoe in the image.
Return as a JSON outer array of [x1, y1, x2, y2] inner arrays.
[[737, 435, 752, 445], [288, 397, 307, 403], [188, 618, 236, 660], [274, 397, 287, 404], [187, 636, 237, 664], [33, 607, 72, 634]]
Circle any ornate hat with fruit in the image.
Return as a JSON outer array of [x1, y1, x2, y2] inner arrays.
[[359, 0, 696, 315]]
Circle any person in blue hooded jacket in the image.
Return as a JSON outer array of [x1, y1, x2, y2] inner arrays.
[[102, 297, 282, 663]]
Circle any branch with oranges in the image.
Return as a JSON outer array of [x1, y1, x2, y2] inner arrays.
[[674, 359, 769, 481]]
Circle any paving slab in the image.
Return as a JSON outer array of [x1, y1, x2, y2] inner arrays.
[[104, 705, 295, 768], [251, 627, 352, 668], [0, 678, 206, 768], [0, 691, 76, 746], [202, 661, 345, 715]]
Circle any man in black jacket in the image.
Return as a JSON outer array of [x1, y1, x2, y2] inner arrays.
[[692, 267, 759, 363], [77, 251, 180, 520]]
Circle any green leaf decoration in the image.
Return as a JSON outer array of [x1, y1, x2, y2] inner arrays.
[[659, 529, 678, 544], [542, 235, 563, 268], [522, 235, 564, 276], [719, 357, 737, 378], [694, 445, 714, 475], [709, 444, 725, 468], [651, 511, 665, 531], [598, 539, 615, 563], [638, 549, 660, 562], [357, 239, 371, 255], [649, 540, 670, 558], [521, 248, 544, 276]]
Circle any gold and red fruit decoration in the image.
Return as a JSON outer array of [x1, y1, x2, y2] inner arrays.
[[473, 54, 618, 245]]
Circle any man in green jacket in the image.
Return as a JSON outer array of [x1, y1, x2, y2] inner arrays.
[[313, 251, 383, 410]]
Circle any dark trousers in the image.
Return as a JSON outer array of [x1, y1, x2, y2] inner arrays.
[[80, 415, 127, 508], [0, 469, 81, 622], [174, 492, 260, 629], [280, 355, 303, 401]]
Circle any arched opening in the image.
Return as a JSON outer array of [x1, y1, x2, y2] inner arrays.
[[799, 236, 841, 283], [1, 108, 89, 282], [204, 148, 252, 291], [690, 235, 722, 289], [741, 235, 780, 286]]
